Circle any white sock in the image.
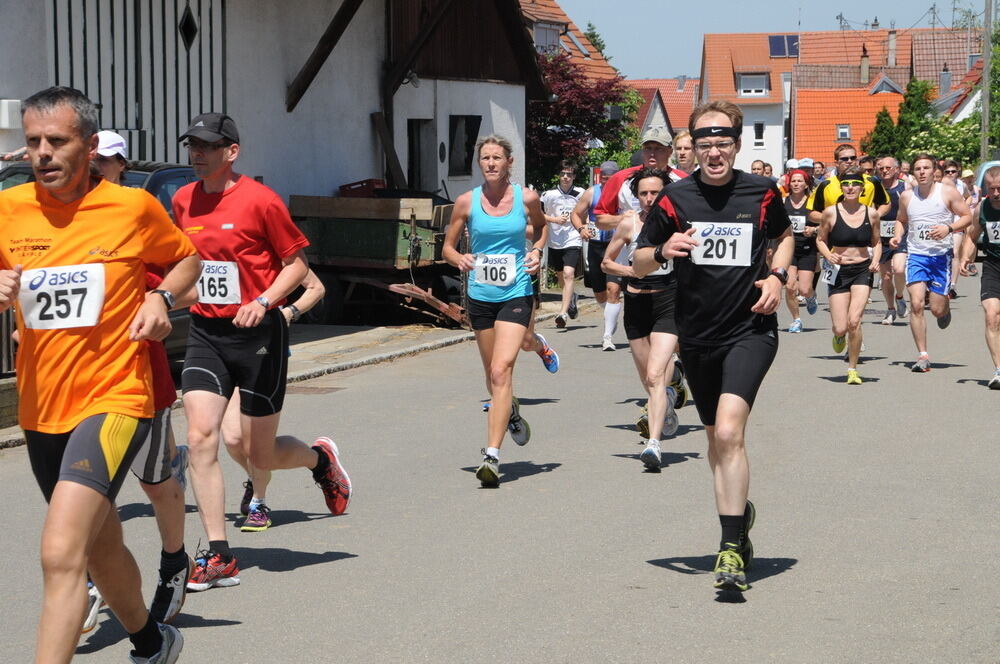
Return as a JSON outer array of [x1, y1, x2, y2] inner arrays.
[[647, 438, 660, 447], [248, 497, 264, 512], [919, 351, 929, 357], [604, 301, 621, 337], [486, 447, 500, 460]]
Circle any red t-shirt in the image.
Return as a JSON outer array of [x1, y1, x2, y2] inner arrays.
[[173, 176, 309, 318], [594, 165, 688, 216], [144, 271, 177, 411]]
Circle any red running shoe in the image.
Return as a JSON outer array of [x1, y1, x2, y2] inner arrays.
[[186, 552, 240, 592], [313, 437, 352, 515]]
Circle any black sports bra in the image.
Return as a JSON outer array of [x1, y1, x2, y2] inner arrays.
[[829, 205, 872, 247]]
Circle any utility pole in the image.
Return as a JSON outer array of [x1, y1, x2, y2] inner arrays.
[[983, 0, 992, 161]]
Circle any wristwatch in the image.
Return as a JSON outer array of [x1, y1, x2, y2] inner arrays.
[[653, 244, 667, 264], [150, 289, 175, 309], [282, 303, 301, 322], [255, 295, 270, 308], [769, 268, 788, 285]]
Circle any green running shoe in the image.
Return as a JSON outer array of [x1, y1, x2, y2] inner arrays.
[[636, 405, 649, 439], [740, 500, 756, 569], [832, 335, 846, 353], [713, 547, 748, 591]]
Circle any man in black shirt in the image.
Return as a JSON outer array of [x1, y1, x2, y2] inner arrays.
[[634, 100, 792, 593]]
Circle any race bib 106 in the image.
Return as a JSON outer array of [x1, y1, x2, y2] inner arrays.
[[880, 219, 897, 238], [688, 222, 752, 266], [197, 261, 241, 305], [789, 215, 806, 234], [19, 264, 105, 330], [474, 254, 515, 286]]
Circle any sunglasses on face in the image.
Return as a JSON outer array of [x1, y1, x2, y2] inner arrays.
[[944, 169, 958, 174], [838, 155, 857, 162]]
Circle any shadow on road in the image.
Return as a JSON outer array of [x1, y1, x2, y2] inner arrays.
[[646, 554, 798, 588], [118, 502, 199, 522], [888, 360, 966, 369], [460, 460, 561, 485], [77, 612, 242, 654], [956, 378, 991, 387], [231, 547, 357, 573], [605, 423, 704, 436], [817, 375, 881, 383], [611, 451, 701, 470], [231, 509, 334, 529], [809, 355, 887, 363]]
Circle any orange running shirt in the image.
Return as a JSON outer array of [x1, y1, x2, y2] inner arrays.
[[0, 180, 197, 433]]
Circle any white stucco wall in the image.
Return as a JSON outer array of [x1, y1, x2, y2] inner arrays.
[[735, 104, 785, 173], [953, 89, 980, 123], [642, 99, 668, 133], [225, 0, 386, 199], [393, 79, 525, 197], [0, 4, 48, 153]]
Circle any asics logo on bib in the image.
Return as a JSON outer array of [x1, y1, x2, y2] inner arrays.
[[202, 263, 230, 275], [699, 224, 744, 238], [480, 256, 509, 265], [28, 269, 90, 291]]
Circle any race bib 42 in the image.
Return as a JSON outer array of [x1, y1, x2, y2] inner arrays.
[[19, 264, 105, 330]]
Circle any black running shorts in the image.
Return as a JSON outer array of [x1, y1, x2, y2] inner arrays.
[[548, 246, 581, 272], [792, 240, 818, 272], [467, 295, 534, 330], [130, 407, 173, 485], [828, 261, 874, 296], [623, 288, 677, 340], [585, 241, 621, 293], [680, 331, 778, 426], [182, 310, 289, 417], [981, 259, 1000, 301], [25, 413, 152, 502]]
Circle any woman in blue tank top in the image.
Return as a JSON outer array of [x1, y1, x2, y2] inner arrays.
[[442, 134, 561, 487]]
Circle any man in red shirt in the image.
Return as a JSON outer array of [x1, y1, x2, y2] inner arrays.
[[173, 114, 352, 591]]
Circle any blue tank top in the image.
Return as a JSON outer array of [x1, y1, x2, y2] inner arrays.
[[467, 185, 534, 302], [883, 180, 906, 221], [589, 183, 613, 242]]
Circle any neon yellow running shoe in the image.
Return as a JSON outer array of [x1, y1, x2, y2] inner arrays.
[[832, 335, 846, 353], [846, 369, 862, 385], [713, 547, 748, 591]]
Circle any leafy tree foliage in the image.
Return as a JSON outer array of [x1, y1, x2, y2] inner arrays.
[[861, 107, 899, 156], [895, 78, 936, 150], [584, 22, 607, 58]]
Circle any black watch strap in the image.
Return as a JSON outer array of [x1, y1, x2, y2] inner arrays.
[[151, 289, 175, 309]]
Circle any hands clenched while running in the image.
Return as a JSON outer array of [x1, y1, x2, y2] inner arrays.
[[129, 292, 172, 341], [524, 249, 541, 275], [751, 273, 783, 314], [0, 266, 22, 312], [661, 228, 699, 258]]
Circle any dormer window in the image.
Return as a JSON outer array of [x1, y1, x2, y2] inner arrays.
[[738, 73, 768, 97], [533, 22, 563, 54]]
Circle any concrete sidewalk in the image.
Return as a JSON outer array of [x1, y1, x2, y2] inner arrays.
[[0, 289, 594, 448]]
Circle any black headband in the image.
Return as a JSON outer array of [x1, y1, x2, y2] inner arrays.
[[691, 126, 740, 140]]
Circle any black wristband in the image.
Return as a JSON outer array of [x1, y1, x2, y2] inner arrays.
[[653, 244, 666, 264]]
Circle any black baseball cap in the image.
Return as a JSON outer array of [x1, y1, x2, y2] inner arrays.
[[179, 113, 240, 144]]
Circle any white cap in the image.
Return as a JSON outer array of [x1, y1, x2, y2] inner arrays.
[[96, 131, 128, 159], [798, 157, 814, 168], [785, 158, 799, 169]]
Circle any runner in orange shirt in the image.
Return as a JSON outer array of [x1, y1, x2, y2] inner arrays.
[[0, 86, 200, 663]]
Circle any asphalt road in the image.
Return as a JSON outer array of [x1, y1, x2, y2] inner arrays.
[[1, 284, 998, 662]]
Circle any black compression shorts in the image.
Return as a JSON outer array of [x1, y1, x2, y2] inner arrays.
[[680, 331, 778, 426], [981, 259, 1000, 301], [548, 246, 581, 272], [792, 240, 818, 272], [130, 407, 174, 485], [828, 261, 874, 296], [182, 310, 289, 417], [585, 241, 621, 293], [26, 413, 152, 502], [467, 295, 534, 330], [623, 288, 677, 340]]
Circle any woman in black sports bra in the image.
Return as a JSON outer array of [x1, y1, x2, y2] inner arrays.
[[816, 166, 882, 384]]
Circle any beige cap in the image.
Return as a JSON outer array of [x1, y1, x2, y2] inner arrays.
[[640, 126, 673, 147]]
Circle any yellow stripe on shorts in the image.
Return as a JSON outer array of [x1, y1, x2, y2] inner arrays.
[[99, 414, 139, 479]]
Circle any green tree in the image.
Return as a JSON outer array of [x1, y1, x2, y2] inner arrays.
[[583, 88, 642, 171], [905, 116, 980, 163], [861, 107, 898, 156], [584, 22, 607, 59], [895, 78, 936, 150]]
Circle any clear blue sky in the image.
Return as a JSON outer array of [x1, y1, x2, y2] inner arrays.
[[557, 0, 986, 79]]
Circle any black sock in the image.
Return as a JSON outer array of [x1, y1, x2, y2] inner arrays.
[[129, 617, 163, 658], [160, 546, 187, 575], [208, 540, 233, 562], [311, 445, 330, 479], [719, 514, 744, 550]]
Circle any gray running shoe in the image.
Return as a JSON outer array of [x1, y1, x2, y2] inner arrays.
[[662, 387, 679, 437], [895, 297, 907, 318], [508, 397, 530, 446], [554, 313, 567, 328], [912, 356, 931, 372], [639, 440, 661, 469], [476, 450, 499, 487], [568, 293, 578, 319], [128, 623, 184, 663], [937, 309, 952, 329], [82, 582, 103, 634]]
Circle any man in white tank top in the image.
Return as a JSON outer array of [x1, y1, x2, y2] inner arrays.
[[890, 154, 972, 372]]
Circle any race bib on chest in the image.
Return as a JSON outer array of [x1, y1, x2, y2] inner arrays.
[[986, 221, 1000, 243], [820, 259, 841, 286], [474, 254, 515, 286], [789, 215, 806, 234], [688, 222, 752, 267], [912, 222, 938, 242], [197, 261, 241, 305], [19, 264, 105, 330], [880, 219, 897, 238]]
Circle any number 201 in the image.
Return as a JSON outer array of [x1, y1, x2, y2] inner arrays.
[[703, 238, 736, 260]]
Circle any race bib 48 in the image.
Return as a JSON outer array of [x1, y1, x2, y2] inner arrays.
[[19, 264, 105, 330]]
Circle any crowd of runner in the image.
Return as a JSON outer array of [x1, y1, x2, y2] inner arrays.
[[1, 85, 998, 662]]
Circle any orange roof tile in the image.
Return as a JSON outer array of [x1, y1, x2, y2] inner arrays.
[[793, 87, 903, 162], [518, 0, 618, 82], [798, 29, 917, 68], [947, 59, 984, 116], [626, 77, 700, 132], [912, 31, 982, 84], [700, 33, 798, 105]]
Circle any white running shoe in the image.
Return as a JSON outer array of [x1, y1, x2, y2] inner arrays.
[[128, 623, 184, 663], [602, 336, 616, 351], [82, 582, 104, 633], [639, 440, 661, 469]]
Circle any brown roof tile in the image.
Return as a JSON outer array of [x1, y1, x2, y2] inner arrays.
[[518, 0, 618, 82], [947, 59, 984, 115], [792, 64, 911, 90], [701, 33, 797, 105], [626, 77, 700, 132], [912, 31, 982, 84]]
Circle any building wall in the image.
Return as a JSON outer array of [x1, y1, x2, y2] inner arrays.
[[393, 79, 526, 195], [736, 104, 785, 173], [0, 4, 47, 153], [642, 100, 668, 133], [225, 0, 386, 199]]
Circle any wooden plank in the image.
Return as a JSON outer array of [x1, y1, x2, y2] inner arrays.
[[431, 204, 454, 230], [285, 0, 366, 112], [384, 0, 457, 96], [290, 195, 432, 221], [371, 111, 408, 188]]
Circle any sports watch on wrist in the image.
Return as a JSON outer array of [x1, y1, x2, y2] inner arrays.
[[255, 295, 270, 308], [769, 268, 788, 285], [283, 303, 301, 322], [150, 289, 175, 309]]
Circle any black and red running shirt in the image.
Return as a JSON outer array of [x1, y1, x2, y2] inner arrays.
[[638, 170, 790, 345], [173, 176, 309, 318]]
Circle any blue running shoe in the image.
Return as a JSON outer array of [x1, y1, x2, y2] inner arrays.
[[535, 334, 560, 373], [171, 445, 189, 492], [805, 296, 818, 315], [788, 318, 802, 333]]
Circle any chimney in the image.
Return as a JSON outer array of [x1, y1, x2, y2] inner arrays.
[[676, 75, 687, 91], [888, 30, 897, 67], [861, 44, 870, 84], [872, 16, 880, 29], [939, 63, 952, 92]]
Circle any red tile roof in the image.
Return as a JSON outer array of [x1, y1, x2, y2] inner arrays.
[[912, 31, 982, 84], [700, 33, 797, 105], [626, 77, 700, 132], [518, 0, 618, 81], [793, 87, 903, 162]]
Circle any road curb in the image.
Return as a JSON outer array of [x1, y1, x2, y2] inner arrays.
[[0, 311, 569, 450]]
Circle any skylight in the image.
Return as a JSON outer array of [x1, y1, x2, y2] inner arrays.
[[768, 35, 799, 58]]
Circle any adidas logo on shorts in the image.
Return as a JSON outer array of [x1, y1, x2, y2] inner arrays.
[[256, 347, 268, 355]]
